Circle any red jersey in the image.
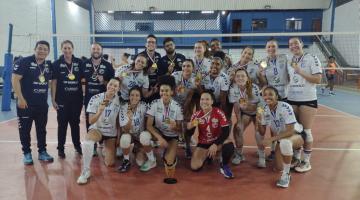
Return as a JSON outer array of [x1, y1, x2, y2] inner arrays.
[[191, 107, 229, 144]]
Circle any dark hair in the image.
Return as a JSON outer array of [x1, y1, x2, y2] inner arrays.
[[103, 54, 109, 60], [92, 42, 103, 49], [163, 37, 174, 46], [328, 56, 335, 59], [123, 53, 130, 58], [210, 38, 220, 43], [288, 36, 303, 44], [182, 59, 195, 68], [263, 85, 281, 101], [211, 56, 224, 67], [110, 77, 121, 85], [213, 51, 225, 60], [129, 86, 143, 98], [241, 46, 255, 59], [61, 40, 74, 48], [201, 89, 216, 104], [35, 40, 50, 50], [158, 75, 176, 90], [132, 53, 148, 74], [147, 34, 157, 41]]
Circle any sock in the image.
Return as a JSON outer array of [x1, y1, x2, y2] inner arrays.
[[124, 154, 130, 160], [271, 142, 276, 152], [222, 143, 235, 165], [146, 151, 155, 162], [283, 163, 291, 175], [258, 149, 265, 161], [82, 140, 95, 171], [294, 149, 301, 160], [303, 150, 312, 163]]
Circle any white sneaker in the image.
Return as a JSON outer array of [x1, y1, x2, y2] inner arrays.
[[77, 169, 91, 185], [257, 158, 266, 168], [295, 161, 312, 173], [232, 151, 245, 165], [140, 159, 157, 172], [276, 173, 291, 188]]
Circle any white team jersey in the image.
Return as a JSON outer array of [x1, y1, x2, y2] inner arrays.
[[147, 99, 184, 137], [287, 53, 322, 101], [261, 101, 297, 134], [119, 102, 148, 136], [227, 61, 260, 85], [192, 57, 211, 77], [263, 54, 289, 98], [87, 93, 121, 137], [201, 72, 230, 102], [115, 65, 149, 100], [171, 71, 197, 105], [229, 83, 261, 115]]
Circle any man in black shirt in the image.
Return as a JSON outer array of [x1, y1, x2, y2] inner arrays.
[[157, 37, 186, 76]]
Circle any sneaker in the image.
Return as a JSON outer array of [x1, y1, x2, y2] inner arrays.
[[266, 151, 275, 161], [290, 158, 302, 169], [77, 169, 91, 185], [185, 148, 192, 160], [140, 159, 157, 172], [276, 173, 291, 188], [38, 151, 54, 163], [321, 87, 325, 95], [75, 146, 82, 155], [330, 91, 335, 96], [232, 151, 245, 165], [220, 163, 234, 179], [257, 158, 266, 168], [117, 159, 131, 173], [93, 149, 98, 157], [58, 150, 66, 159], [295, 161, 312, 173], [23, 153, 33, 165]]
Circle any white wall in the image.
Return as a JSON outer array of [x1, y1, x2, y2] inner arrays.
[[331, 0, 359, 67], [0, 0, 90, 66]]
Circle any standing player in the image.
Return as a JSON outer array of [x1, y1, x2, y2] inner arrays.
[[257, 86, 304, 188], [51, 40, 83, 158], [12, 40, 54, 164], [146, 75, 183, 184], [322, 56, 340, 95], [115, 54, 156, 101], [229, 68, 261, 166], [287, 37, 322, 172], [77, 78, 121, 185], [192, 41, 212, 78], [187, 90, 235, 179], [117, 87, 150, 172], [258, 38, 289, 160], [82, 43, 114, 155], [138, 34, 161, 103], [158, 37, 186, 76], [171, 59, 198, 159]]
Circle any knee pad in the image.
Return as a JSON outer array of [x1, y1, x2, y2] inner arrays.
[[304, 129, 313, 143], [139, 131, 151, 146], [294, 122, 304, 133], [279, 139, 293, 156], [255, 131, 264, 146], [120, 134, 131, 149]]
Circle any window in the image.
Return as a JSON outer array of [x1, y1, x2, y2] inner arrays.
[[286, 18, 302, 30], [135, 22, 153, 32], [252, 19, 267, 31]]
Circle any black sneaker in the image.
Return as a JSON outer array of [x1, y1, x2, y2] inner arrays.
[[58, 150, 66, 159], [117, 159, 131, 173]]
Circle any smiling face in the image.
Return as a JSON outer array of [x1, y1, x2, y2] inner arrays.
[[200, 92, 213, 111], [106, 79, 120, 96], [160, 85, 173, 102], [289, 37, 304, 56], [266, 40, 278, 57], [91, 43, 103, 59], [234, 69, 249, 87], [210, 40, 221, 52], [134, 56, 147, 71], [263, 88, 278, 108], [194, 42, 205, 57], [61, 42, 73, 59], [182, 60, 194, 76], [210, 59, 222, 76], [240, 47, 254, 63], [146, 37, 157, 51], [129, 89, 141, 105], [34, 44, 49, 61]]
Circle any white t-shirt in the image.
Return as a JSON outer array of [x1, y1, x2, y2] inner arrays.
[[201, 72, 230, 102], [171, 71, 197, 105], [115, 65, 149, 100], [262, 54, 289, 99], [119, 102, 148, 136], [192, 57, 211, 77], [287, 53, 322, 101], [261, 101, 297, 134], [147, 99, 184, 137], [87, 93, 121, 137], [229, 83, 261, 115]]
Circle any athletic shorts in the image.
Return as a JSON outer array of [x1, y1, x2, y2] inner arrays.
[[197, 143, 213, 149], [287, 100, 318, 109]]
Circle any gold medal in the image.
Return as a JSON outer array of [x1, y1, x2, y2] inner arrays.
[[151, 63, 157, 69], [38, 75, 45, 83], [165, 118, 171, 124], [121, 72, 128, 77], [260, 61, 268, 69], [257, 107, 264, 115], [178, 85, 185, 94], [195, 73, 202, 81], [291, 62, 298, 68], [68, 73, 75, 80], [239, 98, 247, 105], [192, 119, 199, 126]]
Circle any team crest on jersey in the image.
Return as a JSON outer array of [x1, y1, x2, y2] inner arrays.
[[86, 63, 92, 68], [74, 66, 79, 72], [99, 69, 105, 74], [44, 67, 49, 73], [211, 118, 219, 128]]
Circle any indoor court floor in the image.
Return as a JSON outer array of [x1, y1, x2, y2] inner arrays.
[[0, 89, 360, 200]]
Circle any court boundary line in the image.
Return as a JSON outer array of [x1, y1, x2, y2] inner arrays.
[[0, 117, 17, 124], [319, 104, 360, 120]]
